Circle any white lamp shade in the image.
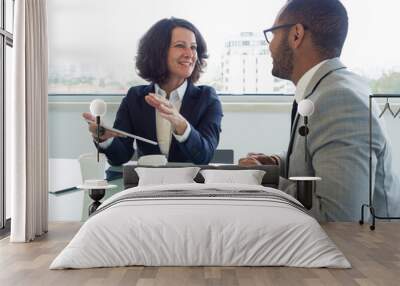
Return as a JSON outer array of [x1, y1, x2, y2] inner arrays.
[[298, 99, 314, 116], [90, 99, 107, 116]]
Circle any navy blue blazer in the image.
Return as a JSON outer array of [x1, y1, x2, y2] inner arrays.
[[101, 81, 223, 165]]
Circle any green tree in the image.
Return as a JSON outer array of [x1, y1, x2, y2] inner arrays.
[[370, 71, 400, 93]]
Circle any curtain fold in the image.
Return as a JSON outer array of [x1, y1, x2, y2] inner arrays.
[[10, 0, 48, 242]]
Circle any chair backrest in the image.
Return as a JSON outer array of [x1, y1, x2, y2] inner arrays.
[[78, 153, 106, 182], [132, 149, 235, 164], [210, 149, 234, 164]]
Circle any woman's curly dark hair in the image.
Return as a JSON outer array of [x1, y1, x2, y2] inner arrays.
[[136, 17, 208, 84]]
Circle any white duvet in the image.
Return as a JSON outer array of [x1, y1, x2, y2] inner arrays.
[[50, 183, 350, 269]]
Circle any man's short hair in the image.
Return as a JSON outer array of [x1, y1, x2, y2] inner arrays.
[[281, 0, 348, 58], [136, 17, 208, 84]]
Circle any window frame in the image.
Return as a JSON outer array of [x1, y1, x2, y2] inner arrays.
[[0, 0, 14, 232]]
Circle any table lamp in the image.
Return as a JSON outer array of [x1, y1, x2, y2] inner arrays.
[[298, 99, 314, 162], [290, 99, 320, 210], [90, 99, 107, 162]]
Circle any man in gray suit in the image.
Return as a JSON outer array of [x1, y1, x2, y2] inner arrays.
[[239, 0, 400, 221]]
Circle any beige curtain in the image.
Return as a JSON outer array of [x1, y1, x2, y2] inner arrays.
[[9, 0, 48, 242]]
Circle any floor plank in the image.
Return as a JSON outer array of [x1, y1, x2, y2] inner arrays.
[[0, 222, 399, 286]]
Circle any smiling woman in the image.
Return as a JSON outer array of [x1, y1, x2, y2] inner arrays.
[[136, 19, 207, 88], [82, 18, 223, 166]]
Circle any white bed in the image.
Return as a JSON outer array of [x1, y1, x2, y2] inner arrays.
[[50, 183, 350, 269]]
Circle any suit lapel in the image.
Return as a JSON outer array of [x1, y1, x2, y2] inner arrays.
[[179, 81, 200, 122], [285, 58, 347, 177], [141, 84, 159, 147]]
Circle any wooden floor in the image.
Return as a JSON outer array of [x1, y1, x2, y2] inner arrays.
[[0, 222, 399, 286]]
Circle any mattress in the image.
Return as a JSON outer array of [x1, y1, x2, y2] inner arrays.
[[50, 183, 350, 269]]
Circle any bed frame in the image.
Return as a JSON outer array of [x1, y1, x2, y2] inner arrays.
[[123, 164, 280, 189]]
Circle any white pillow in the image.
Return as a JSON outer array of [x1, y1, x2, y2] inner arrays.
[[200, 169, 266, 185], [135, 167, 200, 186], [137, 155, 167, 166]]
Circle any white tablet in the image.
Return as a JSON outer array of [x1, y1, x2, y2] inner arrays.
[[84, 118, 158, 145]]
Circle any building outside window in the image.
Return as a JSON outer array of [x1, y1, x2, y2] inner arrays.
[[222, 32, 277, 94]]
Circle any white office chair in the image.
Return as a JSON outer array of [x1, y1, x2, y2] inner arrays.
[[78, 153, 106, 183], [78, 153, 106, 221]]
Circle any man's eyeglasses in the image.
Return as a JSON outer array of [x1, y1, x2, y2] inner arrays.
[[263, 23, 308, 44]]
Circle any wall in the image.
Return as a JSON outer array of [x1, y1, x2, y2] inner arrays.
[[48, 97, 293, 162], [48, 97, 400, 170]]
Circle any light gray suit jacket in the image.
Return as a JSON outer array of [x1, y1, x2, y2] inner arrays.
[[279, 58, 400, 221]]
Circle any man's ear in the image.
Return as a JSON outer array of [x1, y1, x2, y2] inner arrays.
[[290, 24, 306, 49]]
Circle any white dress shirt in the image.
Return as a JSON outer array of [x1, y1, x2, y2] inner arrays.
[[99, 81, 191, 157], [294, 58, 331, 103]]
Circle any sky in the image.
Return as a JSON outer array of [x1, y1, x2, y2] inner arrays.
[[48, 0, 400, 85]]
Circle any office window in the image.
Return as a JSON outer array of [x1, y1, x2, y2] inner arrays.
[[5, 0, 13, 32], [0, 37, 3, 230], [4, 45, 11, 221], [48, 0, 400, 95], [1, 0, 14, 230]]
